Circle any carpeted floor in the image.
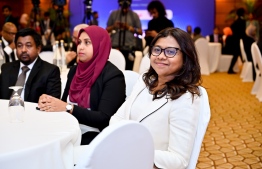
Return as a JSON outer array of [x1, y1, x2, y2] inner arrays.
[[196, 72, 262, 169]]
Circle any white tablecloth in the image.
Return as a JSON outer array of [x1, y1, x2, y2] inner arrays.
[[208, 43, 221, 73], [0, 99, 81, 169]]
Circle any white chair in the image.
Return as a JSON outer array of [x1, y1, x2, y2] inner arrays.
[[143, 45, 149, 56], [195, 38, 210, 75], [39, 51, 54, 64], [138, 53, 150, 74], [132, 51, 143, 73], [108, 48, 126, 71], [73, 121, 154, 169], [251, 43, 261, 95], [187, 86, 211, 169], [251, 43, 262, 102], [123, 70, 140, 98], [240, 39, 253, 82], [217, 54, 233, 72]]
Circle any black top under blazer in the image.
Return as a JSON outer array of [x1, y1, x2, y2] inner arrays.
[[0, 57, 61, 102], [61, 61, 126, 131]]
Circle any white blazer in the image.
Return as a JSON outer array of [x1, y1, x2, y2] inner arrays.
[[110, 75, 201, 169]]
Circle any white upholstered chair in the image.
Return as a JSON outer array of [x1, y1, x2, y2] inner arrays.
[[108, 48, 126, 71], [186, 86, 211, 169], [138, 53, 150, 75], [251, 43, 261, 95], [251, 43, 262, 102], [195, 38, 210, 75], [123, 70, 139, 99], [240, 39, 253, 82], [132, 51, 143, 73], [39, 51, 54, 64], [73, 121, 154, 169]]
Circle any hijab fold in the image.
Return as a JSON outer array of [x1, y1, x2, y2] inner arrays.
[[69, 26, 111, 108]]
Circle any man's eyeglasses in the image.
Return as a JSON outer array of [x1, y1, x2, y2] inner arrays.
[[4, 30, 17, 36], [151, 46, 180, 58]]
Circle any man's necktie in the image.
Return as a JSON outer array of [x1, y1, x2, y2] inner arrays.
[[14, 66, 30, 96]]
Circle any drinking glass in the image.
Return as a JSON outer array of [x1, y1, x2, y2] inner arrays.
[[9, 86, 25, 123]]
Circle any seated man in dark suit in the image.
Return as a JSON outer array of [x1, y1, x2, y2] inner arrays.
[[208, 26, 223, 45], [0, 28, 61, 103], [1, 22, 17, 63]]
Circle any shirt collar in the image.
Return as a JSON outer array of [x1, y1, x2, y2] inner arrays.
[[19, 57, 38, 70]]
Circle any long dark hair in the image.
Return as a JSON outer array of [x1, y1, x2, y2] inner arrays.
[[143, 27, 202, 101]]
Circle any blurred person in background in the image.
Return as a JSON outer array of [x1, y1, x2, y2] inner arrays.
[[186, 25, 193, 38], [192, 26, 204, 42], [2, 5, 18, 28], [1, 22, 17, 63], [228, 7, 246, 74], [145, 0, 174, 46], [106, 0, 142, 70], [207, 26, 223, 44], [66, 23, 89, 68]]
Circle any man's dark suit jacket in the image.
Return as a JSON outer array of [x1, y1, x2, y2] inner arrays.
[[61, 61, 126, 145], [0, 38, 16, 63], [209, 34, 223, 44], [0, 57, 61, 103]]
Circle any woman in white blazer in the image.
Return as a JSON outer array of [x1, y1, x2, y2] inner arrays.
[[110, 27, 202, 169]]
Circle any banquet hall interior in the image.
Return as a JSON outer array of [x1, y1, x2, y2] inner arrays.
[[0, 0, 262, 168]]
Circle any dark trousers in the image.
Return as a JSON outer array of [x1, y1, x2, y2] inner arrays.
[[120, 50, 134, 70], [81, 131, 99, 145]]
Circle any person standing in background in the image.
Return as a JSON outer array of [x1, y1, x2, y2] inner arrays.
[[227, 7, 246, 74], [0, 22, 17, 63], [106, 0, 142, 70], [89, 11, 99, 26], [145, 0, 174, 47]]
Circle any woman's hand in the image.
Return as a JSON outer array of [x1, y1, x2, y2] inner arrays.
[[38, 94, 67, 112]]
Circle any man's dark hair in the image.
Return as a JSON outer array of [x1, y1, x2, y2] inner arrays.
[[147, 0, 167, 17], [236, 8, 245, 17], [194, 27, 201, 34], [15, 28, 42, 47], [2, 5, 12, 12]]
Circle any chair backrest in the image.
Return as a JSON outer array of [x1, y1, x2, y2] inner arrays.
[[108, 48, 126, 71], [123, 70, 140, 98], [138, 53, 150, 74], [39, 51, 54, 64], [186, 86, 211, 169], [74, 121, 154, 169], [240, 39, 248, 62], [251, 42, 261, 75], [194, 38, 210, 75], [132, 51, 143, 73]]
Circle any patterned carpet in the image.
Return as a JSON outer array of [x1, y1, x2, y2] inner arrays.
[[196, 72, 262, 169]]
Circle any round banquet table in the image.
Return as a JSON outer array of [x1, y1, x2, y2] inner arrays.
[[0, 99, 81, 169], [208, 42, 221, 73]]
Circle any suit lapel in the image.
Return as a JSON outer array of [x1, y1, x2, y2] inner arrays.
[[24, 57, 42, 100], [125, 81, 169, 122]]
